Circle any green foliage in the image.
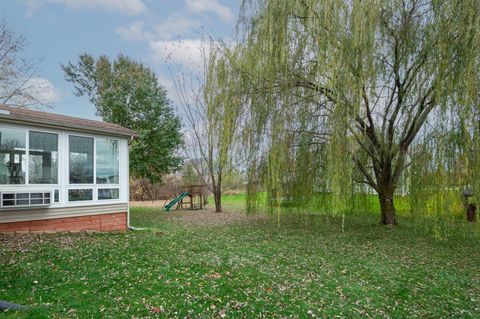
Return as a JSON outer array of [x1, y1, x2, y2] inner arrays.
[[204, 46, 243, 177], [181, 161, 202, 186], [1, 206, 479, 317], [221, 169, 245, 191], [62, 54, 183, 183]]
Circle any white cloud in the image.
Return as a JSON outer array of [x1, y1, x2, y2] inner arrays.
[[114, 1, 235, 71], [116, 13, 201, 43], [26, 77, 61, 105], [26, 0, 146, 16], [185, 0, 234, 23], [115, 21, 152, 42], [155, 12, 201, 40], [149, 39, 209, 71], [157, 73, 175, 95], [158, 72, 189, 107]]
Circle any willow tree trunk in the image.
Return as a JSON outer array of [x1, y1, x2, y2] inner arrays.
[[212, 176, 222, 213], [214, 190, 222, 213], [378, 188, 397, 225]]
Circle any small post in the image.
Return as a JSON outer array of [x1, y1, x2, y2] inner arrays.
[[467, 203, 476, 223], [463, 188, 476, 223]]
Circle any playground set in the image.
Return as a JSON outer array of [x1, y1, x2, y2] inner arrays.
[[163, 185, 207, 211]]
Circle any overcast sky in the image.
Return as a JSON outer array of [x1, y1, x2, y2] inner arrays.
[[2, 0, 240, 119]]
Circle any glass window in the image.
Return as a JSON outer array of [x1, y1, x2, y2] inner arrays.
[[69, 136, 94, 184], [2, 193, 14, 206], [98, 188, 119, 200], [0, 127, 26, 184], [54, 189, 59, 203], [29, 131, 58, 184], [96, 139, 119, 184], [68, 189, 93, 201]]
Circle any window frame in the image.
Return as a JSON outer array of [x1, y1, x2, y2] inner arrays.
[[28, 130, 59, 185], [66, 133, 121, 204], [68, 134, 95, 185], [0, 125, 27, 185], [67, 187, 94, 202], [0, 125, 60, 187], [95, 138, 120, 185], [98, 187, 120, 200]]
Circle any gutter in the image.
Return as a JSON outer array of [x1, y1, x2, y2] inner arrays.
[[127, 134, 135, 230]]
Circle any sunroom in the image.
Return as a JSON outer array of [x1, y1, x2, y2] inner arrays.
[[0, 105, 137, 232]]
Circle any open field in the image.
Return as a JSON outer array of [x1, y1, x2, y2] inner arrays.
[[1, 199, 479, 318]]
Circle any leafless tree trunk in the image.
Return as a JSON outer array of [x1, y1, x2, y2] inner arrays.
[[174, 40, 243, 213], [0, 22, 45, 107], [175, 66, 224, 212]]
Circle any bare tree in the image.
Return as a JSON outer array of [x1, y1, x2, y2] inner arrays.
[[0, 21, 44, 107], [175, 43, 242, 212]]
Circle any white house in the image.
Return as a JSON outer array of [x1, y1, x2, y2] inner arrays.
[[0, 105, 137, 232]]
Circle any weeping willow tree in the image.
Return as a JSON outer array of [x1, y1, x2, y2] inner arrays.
[[233, 0, 480, 225]]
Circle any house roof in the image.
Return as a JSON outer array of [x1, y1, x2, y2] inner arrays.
[[0, 105, 138, 138]]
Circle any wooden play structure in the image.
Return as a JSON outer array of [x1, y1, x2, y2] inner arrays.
[[163, 185, 207, 211]]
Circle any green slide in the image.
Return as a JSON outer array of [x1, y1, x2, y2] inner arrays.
[[163, 192, 190, 211]]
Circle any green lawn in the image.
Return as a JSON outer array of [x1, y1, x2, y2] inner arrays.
[[222, 192, 463, 221], [222, 192, 409, 214], [1, 202, 479, 318]]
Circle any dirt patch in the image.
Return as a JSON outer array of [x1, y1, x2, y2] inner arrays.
[[163, 209, 267, 226], [130, 200, 169, 208], [0, 232, 97, 253], [0, 233, 42, 252], [130, 201, 266, 226]]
